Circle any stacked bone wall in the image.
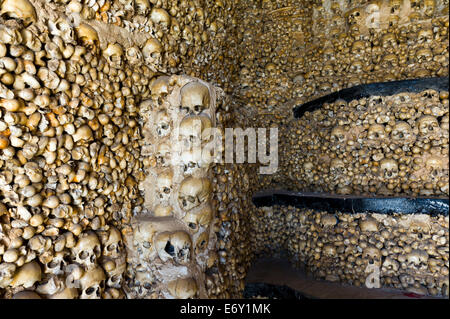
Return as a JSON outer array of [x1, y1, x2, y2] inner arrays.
[[251, 205, 449, 297], [125, 75, 221, 299], [1, 0, 449, 299], [272, 90, 449, 197], [0, 0, 237, 299]]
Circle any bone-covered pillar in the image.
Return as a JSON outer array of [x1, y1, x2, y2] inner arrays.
[[124, 75, 221, 299]]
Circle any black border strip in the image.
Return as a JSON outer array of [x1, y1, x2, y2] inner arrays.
[[252, 190, 449, 216], [293, 77, 449, 118]]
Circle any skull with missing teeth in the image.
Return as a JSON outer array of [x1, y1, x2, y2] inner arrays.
[[156, 170, 174, 201], [183, 203, 213, 233], [102, 257, 126, 289], [154, 231, 192, 264], [178, 177, 211, 211], [103, 43, 124, 69], [156, 142, 172, 167], [156, 110, 171, 137], [180, 82, 210, 114], [179, 115, 212, 148], [71, 231, 101, 270], [380, 158, 399, 179], [391, 121, 415, 145], [79, 266, 106, 299], [97, 226, 124, 259], [180, 148, 212, 175], [417, 115, 440, 139]]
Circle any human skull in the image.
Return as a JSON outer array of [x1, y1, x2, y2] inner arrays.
[[79, 266, 106, 299], [142, 38, 163, 65], [421, 89, 440, 102], [381, 53, 398, 69], [0, 263, 16, 288], [135, 0, 150, 15], [363, 246, 382, 266], [183, 203, 213, 233], [323, 244, 337, 257], [35, 275, 65, 295], [330, 158, 346, 176], [10, 261, 41, 288], [179, 148, 212, 175], [406, 249, 429, 269], [321, 63, 334, 77], [303, 162, 315, 179], [154, 231, 191, 264], [381, 33, 397, 52], [47, 287, 78, 299], [330, 126, 347, 143], [349, 60, 363, 73], [0, 0, 36, 26], [195, 231, 209, 254], [75, 24, 99, 55], [132, 220, 156, 262], [156, 170, 174, 201], [380, 158, 399, 179], [125, 47, 143, 66], [381, 257, 399, 275], [351, 40, 367, 56], [151, 76, 170, 97], [399, 273, 415, 288], [179, 115, 212, 148], [155, 110, 171, 137], [48, 18, 76, 44], [391, 121, 415, 144], [416, 48, 433, 64], [44, 250, 69, 275], [0, 25, 23, 46], [156, 142, 172, 167], [98, 226, 124, 259], [167, 277, 197, 299], [103, 43, 124, 68], [367, 124, 387, 143], [417, 28, 433, 44], [346, 8, 363, 25], [425, 156, 445, 178], [178, 177, 212, 211], [150, 8, 171, 29], [388, 0, 402, 15], [70, 231, 101, 270], [422, 0, 436, 17], [102, 257, 126, 289], [417, 115, 439, 137], [180, 82, 210, 114], [182, 26, 194, 44], [367, 95, 385, 108]]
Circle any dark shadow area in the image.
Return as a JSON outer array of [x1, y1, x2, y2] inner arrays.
[[245, 258, 445, 299], [244, 282, 311, 299], [293, 77, 449, 118], [252, 190, 449, 216]]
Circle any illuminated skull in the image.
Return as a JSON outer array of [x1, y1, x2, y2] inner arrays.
[[417, 115, 439, 138], [391, 121, 415, 145], [380, 158, 399, 179], [178, 177, 212, 211]]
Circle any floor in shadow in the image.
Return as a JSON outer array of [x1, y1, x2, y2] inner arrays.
[[245, 258, 446, 299]]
